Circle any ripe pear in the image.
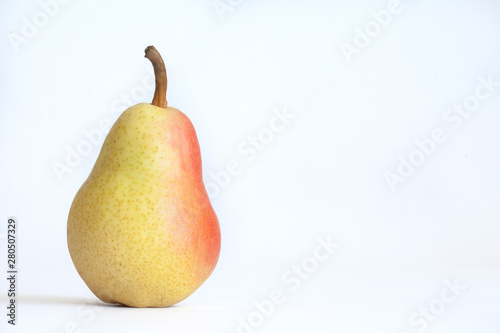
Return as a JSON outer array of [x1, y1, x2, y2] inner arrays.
[[67, 46, 221, 308]]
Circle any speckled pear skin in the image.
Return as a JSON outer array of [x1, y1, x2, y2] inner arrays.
[[67, 103, 221, 308]]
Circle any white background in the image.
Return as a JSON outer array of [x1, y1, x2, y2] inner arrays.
[[1, 0, 500, 332]]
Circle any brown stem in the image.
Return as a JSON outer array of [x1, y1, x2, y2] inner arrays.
[[144, 45, 167, 108]]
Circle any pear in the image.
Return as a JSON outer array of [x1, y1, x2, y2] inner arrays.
[[67, 46, 221, 308]]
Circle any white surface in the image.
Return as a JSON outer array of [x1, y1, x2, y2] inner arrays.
[[1, 0, 500, 332]]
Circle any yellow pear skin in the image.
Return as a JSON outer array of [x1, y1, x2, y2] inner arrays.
[[67, 46, 221, 308]]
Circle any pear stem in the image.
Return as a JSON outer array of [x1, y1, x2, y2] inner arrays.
[[144, 45, 168, 108]]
